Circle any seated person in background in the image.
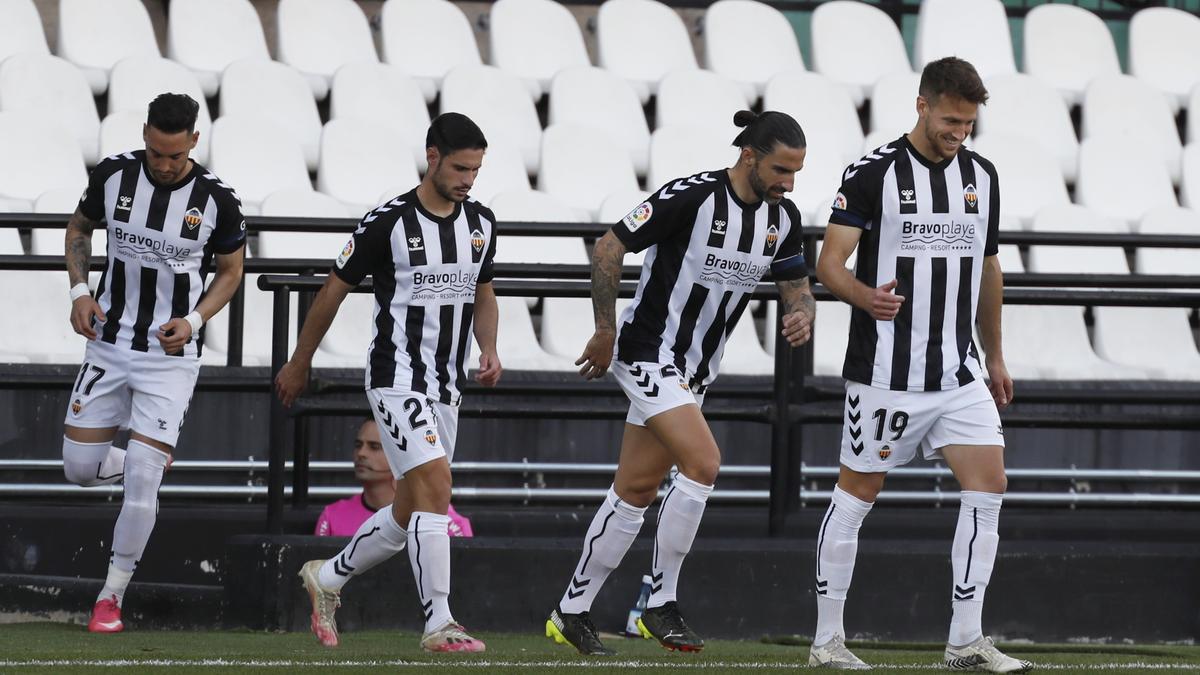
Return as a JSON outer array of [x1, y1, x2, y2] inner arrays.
[[316, 419, 473, 537]]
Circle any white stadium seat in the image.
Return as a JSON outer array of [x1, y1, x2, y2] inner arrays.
[[811, 300, 850, 376], [329, 63, 431, 172], [489, 189, 584, 224], [380, 0, 480, 103], [869, 72, 922, 139], [786, 137, 847, 227], [970, 134, 1070, 227], [0, 53, 100, 165], [489, 191, 586, 312], [259, 189, 355, 265], [0, 227, 22, 254], [466, 143, 530, 207], [276, 0, 378, 101], [1132, 205, 1200, 275], [167, 0, 270, 98], [490, 0, 589, 101], [1129, 7, 1200, 113], [0, 112, 86, 211], [648, 125, 739, 189], [705, 0, 804, 102], [0, 270, 99, 363], [1082, 75, 1183, 184], [720, 315, 775, 375], [548, 66, 651, 176], [1000, 303, 1146, 380], [98, 111, 147, 163], [539, 124, 639, 221], [0, 0, 49, 65], [204, 273, 295, 367], [541, 295, 633, 364], [1023, 4, 1120, 107], [599, 189, 650, 224], [811, 0, 911, 107], [916, 0, 1016, 80], [1182, 143, 1200, 209], [220, 60, 323, 172], [1076, 137, 1177, 226], [318, 118, 420, 217], [488, 297, 577, 371], [1094, 307, 1200, 380], [1191, 85, 1200, 145], [978, 74, 1080, 183], [58, 0, 159, 95], [107, 57, 212, 164], [208, 115, 313, 215], [764, 70, 864, 167], [656, 70, 748, 134], [1026, 207, 1129, 277], [311, 290, 376, 368], [33, 187, 88, 215], [597, 0, 697, 104], [440, 65, 542, 174], [30, 221, 106, 256]]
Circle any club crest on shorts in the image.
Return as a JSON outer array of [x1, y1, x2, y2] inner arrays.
[[183, 206, 203, 230], [765, 224, 779, 250], [336, 238, 354, 269], [963, 184, 978, 209], [623, 202, 653, 232], [470, 228, 485, 253], [424, 429, 437, 446], [71, 398, 82, 415], [878, 444, 892, 460]]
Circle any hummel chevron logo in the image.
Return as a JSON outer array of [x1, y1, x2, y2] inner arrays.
[[848, 395, 860, 408], [422, 599, 433, 621], [566, 576, 591, 599], [815, 578, 828, 596], [954, 584, 976, 601], [629, 365, 659, 397], [843, 146, 896, 181], [376, 401, 402, 442], [848, 427, 862, 440], [848, 410, 861, 424], [658, 180, 689, 200], [333, 554, 356, 576], [650, 571, 663, 595], [851, 442, 864, 455]]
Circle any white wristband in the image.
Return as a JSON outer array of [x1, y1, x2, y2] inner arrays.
[[69, 283, 90, 302], [184, 311, 204, 335]]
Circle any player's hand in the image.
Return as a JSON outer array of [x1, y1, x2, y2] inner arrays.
[[576, 329, 615, 380], [781, 311, 812, 347], [70, 296, 105, 340], [868, 279, 904, 321], [156, 317, 193, 353], [274, 358, 310, 408], [475, 350, 502, 387], [986, 357, 1014, 409]]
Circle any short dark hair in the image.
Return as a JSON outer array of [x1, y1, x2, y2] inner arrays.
[[426, 112, 488, 156], [147, 93, 200, 134], [731, 110, 806, 156], [919, 57, 989, 106]]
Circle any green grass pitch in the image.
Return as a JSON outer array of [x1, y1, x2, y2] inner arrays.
[[0, 623, 1196, 673]]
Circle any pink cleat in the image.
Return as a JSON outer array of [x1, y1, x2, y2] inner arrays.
[[420, 621, 486, 653], [88, 594, 124, 633]]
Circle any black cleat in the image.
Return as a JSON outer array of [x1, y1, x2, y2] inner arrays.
[[546, 607, 617, 656], [636, 601, 704, 652]]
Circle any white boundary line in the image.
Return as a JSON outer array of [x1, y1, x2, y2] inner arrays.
[[0, 660, 1197, 670]]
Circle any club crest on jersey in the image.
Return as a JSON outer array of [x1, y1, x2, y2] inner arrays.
[[424, 429, 438, 446], [765, 224, 779, 250], [833, 192, 847, 210], [408, 236, 424, 252], [622, 202, 653, 232], [183, 206, 203, 230], [963, 184, 978, 208], [117, 195, 133, 211], [336, 238, 354, 269], [71, 398, 82, 415], [471, 228, 485, 253], [878, 444, 892, 460]]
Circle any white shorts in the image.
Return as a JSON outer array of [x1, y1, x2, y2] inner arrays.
[[366, 388, 459, 478], [839, 378, 1004, 472], [612, 361, 705, 426], [63, 340, 201, 448]]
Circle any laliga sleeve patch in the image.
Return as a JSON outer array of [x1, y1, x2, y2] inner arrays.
[[833, 192, 847, 210], [335, 237, 354, 269], [622, 201, 653, 232]]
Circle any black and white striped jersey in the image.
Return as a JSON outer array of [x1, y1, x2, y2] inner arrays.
[[612, 169, 808, 391], [828, 135, 1000, 392], [333, 188, 497, 404], [78, 150, 246, 358]]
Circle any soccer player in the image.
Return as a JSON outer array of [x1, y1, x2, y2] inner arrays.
[[546, 110, 816, 656], [275, 113, 500, 653], [62, 93, 246, 633], [808, 57, 1031, 673]]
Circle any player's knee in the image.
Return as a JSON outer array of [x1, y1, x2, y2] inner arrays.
[[676, 454, 720, 487], [62, 438, 109, 486], [63, 461, 102, 486], [614, 478, 659, 508]]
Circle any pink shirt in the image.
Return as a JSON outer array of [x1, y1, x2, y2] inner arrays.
[[315, 495, 473, 537]]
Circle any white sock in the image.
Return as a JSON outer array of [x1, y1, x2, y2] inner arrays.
[[408, 511, 453, 633], [949, 490, 1002, 646], [646, 473, 712, 609], [98, 564, 134, 606], [814, 485, 873, 645], [559, 486, 647, 614], [109, 441, 168, 580], [318, 507, 407, 591], [63, 437, 126, 486]]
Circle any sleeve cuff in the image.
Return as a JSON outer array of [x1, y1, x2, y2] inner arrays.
[[828, 211, 868, 228]]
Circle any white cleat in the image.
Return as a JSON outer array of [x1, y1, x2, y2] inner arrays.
[[808, 635, 871, 669], [944, 636, 1033, 672], [420, 620, 486, 653], [298, 559, 341, 648]]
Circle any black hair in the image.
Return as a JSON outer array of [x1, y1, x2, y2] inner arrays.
[[919, 57, 989, 105], [426, 112, 488, 156], [147, 93, 200, 134], [731, 110, 806, 156]]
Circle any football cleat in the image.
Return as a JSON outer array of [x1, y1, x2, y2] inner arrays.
[[635, 601, 704, 652], [944, 636, 1033, 673], [545, 607, 616, 656], [420, 621, 486, 653], [87, 594, 124, 633], [808, 635, 871, 669], [298, 559, 341, 648]]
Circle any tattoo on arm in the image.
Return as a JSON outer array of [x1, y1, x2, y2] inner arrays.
[[65, 210, 99, 286], [590, 234, 625, 332], [778, 277, 816, 320]]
